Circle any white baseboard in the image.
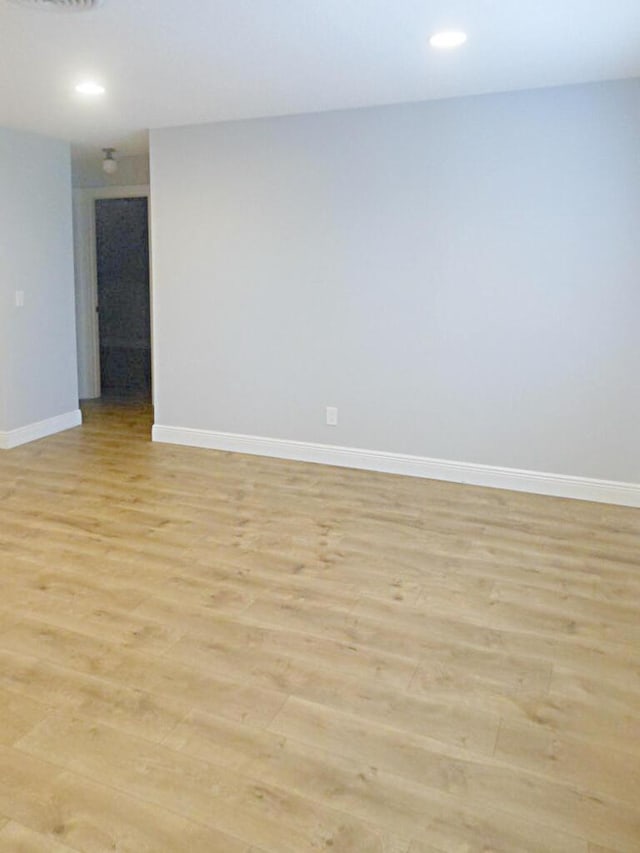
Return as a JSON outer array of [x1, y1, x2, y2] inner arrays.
[[0, 409, 82, 450], [152, 424, 640, 509]]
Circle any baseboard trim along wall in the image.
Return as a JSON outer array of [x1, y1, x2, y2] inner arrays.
[[0, 409, 82, 450], [152, 424, 640, 508]]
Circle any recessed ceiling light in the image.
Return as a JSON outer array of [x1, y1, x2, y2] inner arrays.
[[429, 31, 467, 49], [75, 80, 105, 95]]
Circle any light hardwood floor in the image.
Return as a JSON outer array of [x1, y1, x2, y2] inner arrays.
[[0, 399, 638, 852]]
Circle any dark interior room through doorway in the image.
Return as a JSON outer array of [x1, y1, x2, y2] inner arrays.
[[95, 196, 151, 400]]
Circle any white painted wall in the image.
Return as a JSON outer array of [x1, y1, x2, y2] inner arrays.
[[150, 78, 640, 486], [0, 128, 79, 434]]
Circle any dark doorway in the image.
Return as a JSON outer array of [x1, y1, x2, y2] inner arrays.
[[96, 197, 151, 399]]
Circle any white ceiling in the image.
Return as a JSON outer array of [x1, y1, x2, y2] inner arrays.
[[1, 0, 639, 158]]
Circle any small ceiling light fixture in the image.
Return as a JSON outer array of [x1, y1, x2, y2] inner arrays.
[[429, 30, 468, 49], [102, 147, 117, 175], [75, 80, 105, 96]]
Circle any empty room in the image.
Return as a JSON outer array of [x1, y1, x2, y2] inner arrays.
[[0, 1, 639, 851]]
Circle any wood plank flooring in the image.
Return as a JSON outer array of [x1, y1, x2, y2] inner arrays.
[[0, 399, 638, 852]]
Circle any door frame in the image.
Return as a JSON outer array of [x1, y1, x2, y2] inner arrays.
[[72, 184, 151, 400]]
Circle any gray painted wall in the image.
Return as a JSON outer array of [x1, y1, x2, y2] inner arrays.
[[0, 128, 79, 431], [150, 78, 640, 483]]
